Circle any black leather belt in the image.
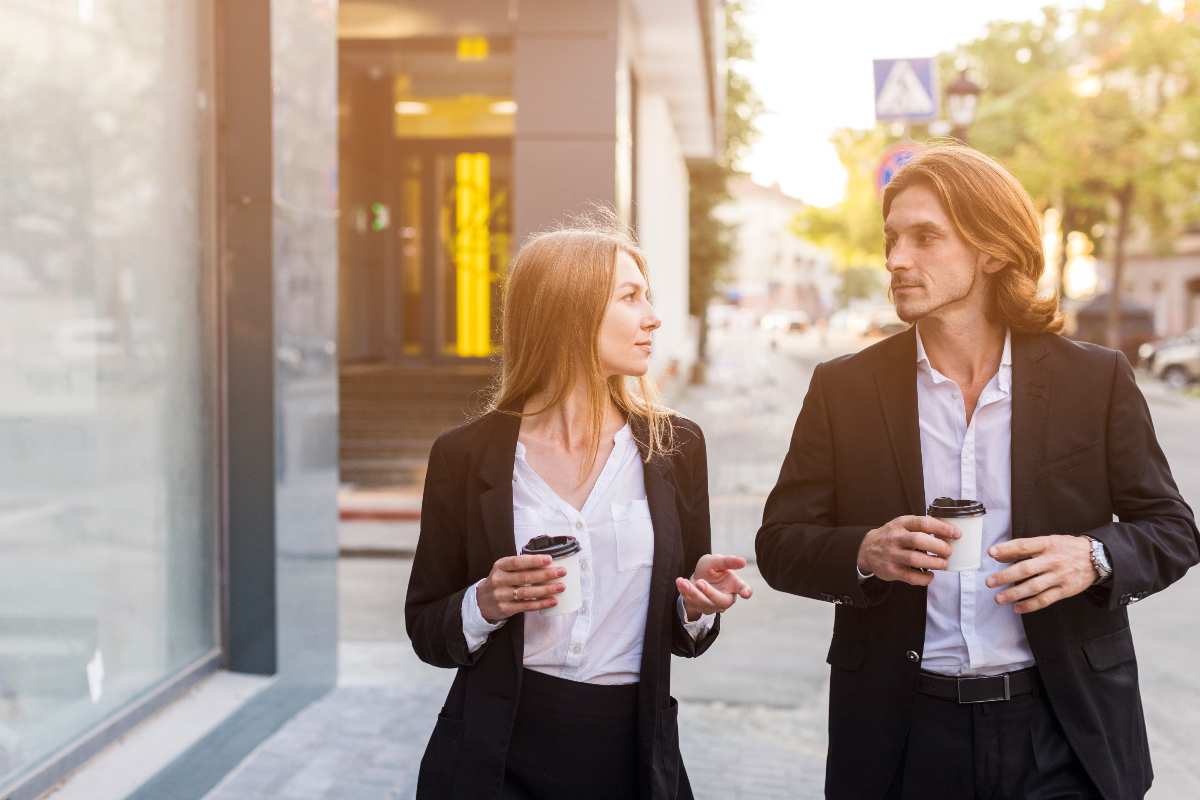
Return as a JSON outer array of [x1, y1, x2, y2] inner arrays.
[[917, 666, 1040, 704]]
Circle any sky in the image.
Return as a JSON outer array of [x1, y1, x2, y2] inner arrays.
[[737, 0, 1083, 207]]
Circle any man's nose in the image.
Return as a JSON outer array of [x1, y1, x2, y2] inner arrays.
[[886, 243, 911, 273]]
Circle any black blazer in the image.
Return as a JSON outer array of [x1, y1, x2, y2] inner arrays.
[[405, 409, 719, 800], [756, 328, 1199, 800]]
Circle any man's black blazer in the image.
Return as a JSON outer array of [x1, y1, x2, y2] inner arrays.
[[405, 409, 719, 800], [755, 328, 1199, 800]]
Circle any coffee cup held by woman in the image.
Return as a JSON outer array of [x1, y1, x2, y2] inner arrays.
[[405, 213, 751, 800]]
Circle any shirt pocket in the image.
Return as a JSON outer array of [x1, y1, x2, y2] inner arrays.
[[610, 498, 655, 572], [512, 507, 544, 553]]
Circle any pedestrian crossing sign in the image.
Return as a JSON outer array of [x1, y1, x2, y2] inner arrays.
[[873, 58, 939, 123]]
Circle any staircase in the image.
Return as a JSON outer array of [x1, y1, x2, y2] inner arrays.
[[339, 363, 498, 488]]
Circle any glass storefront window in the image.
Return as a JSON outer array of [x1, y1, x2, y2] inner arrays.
[[0, 1, 216, 786]]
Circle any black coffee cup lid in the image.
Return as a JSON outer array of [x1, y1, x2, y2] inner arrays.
[[927, 497, 986, 518], [520, 535, 581, 559]]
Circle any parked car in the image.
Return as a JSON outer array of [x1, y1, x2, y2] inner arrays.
[[1139, 328, 1200, 372], [759, 309, 811, 334], [1151, 333, 1200, 389]]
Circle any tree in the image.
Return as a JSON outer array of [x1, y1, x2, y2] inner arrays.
[[954, 0, 1200, 347], [687, 0, 763, 383]]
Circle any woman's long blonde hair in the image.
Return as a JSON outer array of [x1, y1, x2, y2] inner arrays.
[[486, 212, 675, 481]]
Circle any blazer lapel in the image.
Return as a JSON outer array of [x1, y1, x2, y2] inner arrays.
[[476, 410, 524, 669], [633, 420, 682, 682], [1009, 333, 1051, 539], [874, 328, 926, 514]]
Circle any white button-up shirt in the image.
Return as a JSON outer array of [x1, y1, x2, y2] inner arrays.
[[461, 423, 714, 685], [916, 327, 1036, 676]]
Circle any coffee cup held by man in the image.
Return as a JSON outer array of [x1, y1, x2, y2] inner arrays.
[[756, 144, 1199, 800]]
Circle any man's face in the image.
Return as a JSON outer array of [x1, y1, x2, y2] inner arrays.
[[884, 183, 990, 324]]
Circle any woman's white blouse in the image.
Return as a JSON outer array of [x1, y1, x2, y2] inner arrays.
[[461, 423, 715, 685]]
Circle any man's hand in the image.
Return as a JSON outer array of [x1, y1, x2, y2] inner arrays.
[[677, 554, 753, 622], [987, 535, 1097, 614], [856, 515, 961, 587]]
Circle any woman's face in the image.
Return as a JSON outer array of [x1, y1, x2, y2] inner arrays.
[[597, 251, 661, 378]]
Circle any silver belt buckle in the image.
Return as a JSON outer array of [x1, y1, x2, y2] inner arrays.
[[957, 673, 1011, 704]]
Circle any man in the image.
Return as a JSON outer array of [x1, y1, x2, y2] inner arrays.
[[756, 144, 1199, 800]]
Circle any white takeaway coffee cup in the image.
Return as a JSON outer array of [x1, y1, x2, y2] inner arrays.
[[928, 497, 987, 572], [520, 534, 583, 616]]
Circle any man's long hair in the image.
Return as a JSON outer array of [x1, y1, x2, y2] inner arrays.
[[883, 144, 1064, 334]]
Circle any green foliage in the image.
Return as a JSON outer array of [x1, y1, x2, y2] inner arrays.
[[687, 0, 763, 370], [788, 0, 1200, 342]]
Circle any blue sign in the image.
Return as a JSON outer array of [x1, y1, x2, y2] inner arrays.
[[873, 58, 939, 123], [876, 143, 919, 196]]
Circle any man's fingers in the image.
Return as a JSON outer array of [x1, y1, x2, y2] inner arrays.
[[1014, 586, 1063, 615], [995, 573, 1055, 605], [905, 531, 952, 559], [989, 536, 1047, 562], [898, 515, 960, 540], [906, 551, 949, 571], [987, 556, 1046, 589], [893, 566, 934, 587]]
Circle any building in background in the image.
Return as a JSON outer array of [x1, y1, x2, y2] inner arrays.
[[717, 175, 837, 322], [0, 2, 722, 797], [337, 0, 724, 488], [1096, 225, 1200, 339]]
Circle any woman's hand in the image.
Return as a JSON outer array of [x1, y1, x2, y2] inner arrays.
[[477, 554, 566, 623], [676, 554, 753, 622]]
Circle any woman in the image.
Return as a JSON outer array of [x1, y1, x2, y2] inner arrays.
[[405, 217, 752, 799]]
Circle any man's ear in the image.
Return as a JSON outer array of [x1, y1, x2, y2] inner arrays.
[[978, 252, 1005, 275]]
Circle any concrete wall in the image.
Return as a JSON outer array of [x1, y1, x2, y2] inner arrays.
[[513, 0, 627, 242], [635, 91, 693, 384]]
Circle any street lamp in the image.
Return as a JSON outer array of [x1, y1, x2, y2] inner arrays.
[[945, 69, 982, 143]]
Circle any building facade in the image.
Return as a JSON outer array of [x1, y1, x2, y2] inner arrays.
[[0, 1, 719, 797], [717, 175, 837, 321], [337, 0, 722, 488]]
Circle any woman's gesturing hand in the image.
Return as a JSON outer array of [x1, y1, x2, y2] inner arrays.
[[677, 554, 753, 622], [477, 554, 566, 623]]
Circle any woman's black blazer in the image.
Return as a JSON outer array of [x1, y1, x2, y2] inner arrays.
[[405, 409, 719, 799]]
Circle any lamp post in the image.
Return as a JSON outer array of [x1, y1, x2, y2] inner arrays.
[[945, 69, 982, 144]]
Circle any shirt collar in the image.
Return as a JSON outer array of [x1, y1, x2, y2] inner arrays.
[[914, 325, 1012, 389]]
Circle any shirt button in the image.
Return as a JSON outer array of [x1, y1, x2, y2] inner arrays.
[[570, 643, 582, 654], [575, 521, 583, 530], [905, 650, 920, 663]]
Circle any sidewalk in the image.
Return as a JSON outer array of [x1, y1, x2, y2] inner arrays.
[[201, 327, 1200, 799]]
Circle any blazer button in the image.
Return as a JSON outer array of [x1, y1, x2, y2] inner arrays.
[[905, 650, 920, 663]]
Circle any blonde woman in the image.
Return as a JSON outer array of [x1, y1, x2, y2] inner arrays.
[[405, 218, 752, 799]]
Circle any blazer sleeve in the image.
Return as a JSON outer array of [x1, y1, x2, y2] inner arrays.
[[404, 437, 491, 668], [1086, 351, 1200, 609], [755, 362, 885, 609], [671, 419, 721, 658]]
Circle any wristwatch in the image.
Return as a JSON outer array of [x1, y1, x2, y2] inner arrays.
[[1087, 536, 1113, 584]]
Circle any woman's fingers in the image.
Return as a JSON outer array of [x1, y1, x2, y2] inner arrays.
[[695, 578, 735, 609], [676, 578, 717, 614], [499, 597, 558, 614], [492, 565, 566, 587]]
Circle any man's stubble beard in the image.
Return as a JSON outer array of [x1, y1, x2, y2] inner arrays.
[[892, 267, 980, 324]]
